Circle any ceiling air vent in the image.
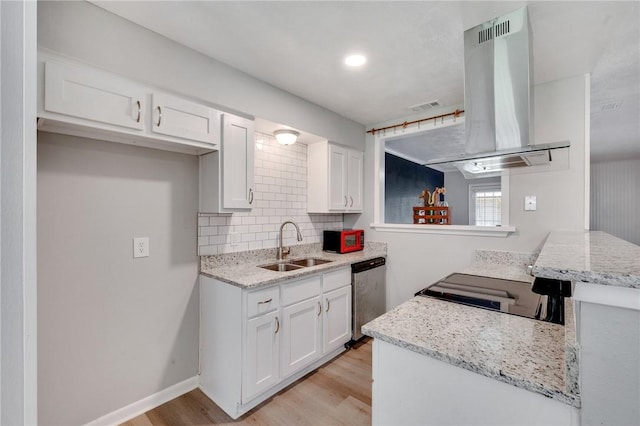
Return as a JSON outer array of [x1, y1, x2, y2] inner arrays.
[[410, 100, 441, 112]]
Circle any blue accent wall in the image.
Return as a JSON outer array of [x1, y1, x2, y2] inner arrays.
[[385, 153, 444, 224]]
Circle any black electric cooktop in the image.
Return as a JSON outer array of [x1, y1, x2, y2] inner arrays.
[[415, 273, 571, 325]]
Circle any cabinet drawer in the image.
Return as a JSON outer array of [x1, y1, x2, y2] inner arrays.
[[247, 286, 280, 318], [323, 267, 351, 293], [282, 276, 322, 307]]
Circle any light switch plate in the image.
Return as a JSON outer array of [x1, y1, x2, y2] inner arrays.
[[133, 237, 149, 258], [524, 196, 537, 211]]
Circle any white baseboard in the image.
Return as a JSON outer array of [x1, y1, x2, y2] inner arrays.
[[84, 375, 199, 426]]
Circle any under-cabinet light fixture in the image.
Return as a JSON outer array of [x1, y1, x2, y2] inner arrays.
[[274, 129, 299, 145]]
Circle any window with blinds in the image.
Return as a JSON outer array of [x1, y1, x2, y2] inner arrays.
[[469, 184, 502, 226]]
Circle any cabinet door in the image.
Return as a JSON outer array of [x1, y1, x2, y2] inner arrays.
[[243, 311, 280, 402], [44, 61, 145, 131], [323, 286, 352, 353], [328, 144, 348, 210], [150, 93, 219, 144], [222, 114, 255, 210], [281, 297, 322, 378], [347, 150, 363, 212]]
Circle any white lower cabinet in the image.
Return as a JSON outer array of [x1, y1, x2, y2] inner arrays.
[[200, 266, 352, 419], [281, 296, 322, 378], [243, 311, 280, 402], [322, 285, 352, 354]]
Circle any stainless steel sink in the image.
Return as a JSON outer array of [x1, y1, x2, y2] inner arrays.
[[288, 257, 334, 267], [259, 262, 304, 272], [258, 257, 333, 272]]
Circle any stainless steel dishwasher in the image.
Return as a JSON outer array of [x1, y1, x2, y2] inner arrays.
[[350, 257, 386, 342]]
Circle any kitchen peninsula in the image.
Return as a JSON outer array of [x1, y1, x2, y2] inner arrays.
[[363, 230, 639, 425], [534, 230, 640, 425]]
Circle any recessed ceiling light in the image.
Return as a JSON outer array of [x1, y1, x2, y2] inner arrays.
[[344, 54, 366, 67]]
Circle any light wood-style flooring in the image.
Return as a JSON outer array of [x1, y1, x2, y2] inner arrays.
[[122, 338, 372, 426]]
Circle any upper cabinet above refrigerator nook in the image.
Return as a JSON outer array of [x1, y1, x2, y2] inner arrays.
[[307, 141, 363, 213], [37, 51, 220, 155], [149, 93, 219, 145]]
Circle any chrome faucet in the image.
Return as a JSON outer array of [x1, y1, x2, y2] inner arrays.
[[278, 221, 303, 261]]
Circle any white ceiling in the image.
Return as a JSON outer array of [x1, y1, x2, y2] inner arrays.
[[92, 1, 639, 162]]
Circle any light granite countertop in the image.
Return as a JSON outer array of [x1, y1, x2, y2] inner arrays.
[[533, 230, 640, 289], [200, 242, 387, 289], [363, 249, 580, 408], [363, 296, 580, 408]]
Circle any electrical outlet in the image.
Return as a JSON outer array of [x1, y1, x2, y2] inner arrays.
[[133, 237, 149, 258], [524, 195, 537, 211]]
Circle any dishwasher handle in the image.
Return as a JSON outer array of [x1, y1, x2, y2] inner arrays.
[[351, 257, 386, 274]]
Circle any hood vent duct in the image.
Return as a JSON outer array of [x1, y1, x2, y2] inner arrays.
[[478, 20, 511, 44], [423, 7, 570, 176]]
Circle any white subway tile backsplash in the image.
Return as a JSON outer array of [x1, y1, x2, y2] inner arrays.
[[241, 216, 256, 225], [198, 133, 344, 255], [201, 226, 217, 236], [199, 245, 217, 255]]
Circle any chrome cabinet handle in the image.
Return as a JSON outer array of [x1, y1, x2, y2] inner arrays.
[[350, 196, 354, 207], [274, 316, 280, 334], [325, 298, 330, 312], [155, 106, 162, 127], [344, 196, 348, 207], [317, 301, 322, 316], [258, 298, 272, 305], [135, 100, 141, 123], [249, 188, 254, 204]]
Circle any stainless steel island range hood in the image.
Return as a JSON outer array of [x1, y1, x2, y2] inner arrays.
[[424, 7, 569, 178]]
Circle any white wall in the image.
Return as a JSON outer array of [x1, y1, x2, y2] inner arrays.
[[37, 0, 364, 151], [198, 135, 342, 255], [37, 132, 200, 425], [590, 158, 640, 245], [346, 75, 589, 308], [0, 1, 38, 424]]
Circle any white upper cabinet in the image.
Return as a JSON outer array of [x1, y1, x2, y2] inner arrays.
[[150, 93, 218, 144], [44, 60, 146, 132], [199, 113, 255, 212], [347, 149, 364, 211], [222, 114, 255, 210], [328, 145, 348, 210], [308, 141, 363, 213], [38, 51, 220, 155]]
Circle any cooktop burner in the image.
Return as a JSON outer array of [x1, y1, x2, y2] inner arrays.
[[415, 273, 571, 325]]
